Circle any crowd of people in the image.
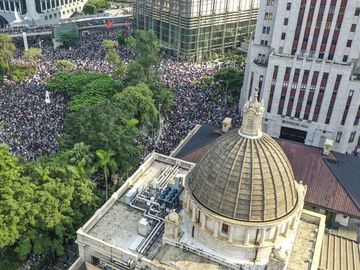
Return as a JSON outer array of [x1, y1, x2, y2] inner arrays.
[[1, 29, 241, 162], [150, 58, 241, 155]]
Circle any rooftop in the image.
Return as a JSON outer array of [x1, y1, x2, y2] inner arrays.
[[318, 233, 360, 270], [176, 124, 360, 218], [88, 201, 144, 251]]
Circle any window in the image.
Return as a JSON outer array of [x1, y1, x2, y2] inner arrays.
[[281, 33, 286, 40], [343, 55, 348, 62], [349, 131, 356, 143], [328, 54, 334, 60], [279, 47, 284, 54], [354, 106, 360, 125], [263, 27, 266, 34], [351, 24, 356, 32], [221, 223, 229, 234], [300, 49, 305, 57], [286, 2, 291, 10], [265, 12, 273, 20], [355, 8, 360, 16], [336, 131, 342, 143], [284, 18, 288, 25], [347, 40, 352, 47], [319, 53, 324, 59], [309, 51, 315, 58], [267, 0, 275, 6]]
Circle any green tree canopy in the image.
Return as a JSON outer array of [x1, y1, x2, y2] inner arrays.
[[47, 71, 110, 96], [146, 74, 174, 108], [114, 83, 158, 127], [23, 48, 42, 61], [62, 100, 142, 172], [56, 60, 76, 71], [82, 2, 96, 14], [124, 61, 146, 86], [87, 0, 110, 9], [103, 39, 119, 51], [0, 34, 16, 79], [126, 30, 160, 69], [0, 145, 99, 260], [214, 67, 244, 97], [61, 32, 79, 48], [0, 145, 32, 249], [69, 77, 122, 112], [95, 149, 117, 200]]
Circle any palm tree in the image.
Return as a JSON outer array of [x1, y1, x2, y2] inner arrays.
[[69, 142, 94, 169], [95, 149, 118, 200]]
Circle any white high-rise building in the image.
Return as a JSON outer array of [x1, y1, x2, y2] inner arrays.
[[241, 0, 360, 153], [0, 0, 87, 27]]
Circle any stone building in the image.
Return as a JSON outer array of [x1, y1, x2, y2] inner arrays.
[[133, 0, 259, 59], [0, 0, 87, 27], [241, 0, 360, 153], [69, 93, 359, 270]]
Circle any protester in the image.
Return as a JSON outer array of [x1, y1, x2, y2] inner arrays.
[[0, 30, 242, 161]]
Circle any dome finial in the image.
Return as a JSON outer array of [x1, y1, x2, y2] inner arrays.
[[239, 88, 265, 139]]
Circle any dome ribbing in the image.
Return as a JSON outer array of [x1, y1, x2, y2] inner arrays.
[[189, 130, 298, 222]]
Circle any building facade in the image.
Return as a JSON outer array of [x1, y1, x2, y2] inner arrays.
[[241, 0, 360, 153], [133, 0, 259, 59], [68, 94, 353, 270], [0, 0, 87, 27]]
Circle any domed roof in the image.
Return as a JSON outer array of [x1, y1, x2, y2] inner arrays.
[[188, 91, 298, 222]]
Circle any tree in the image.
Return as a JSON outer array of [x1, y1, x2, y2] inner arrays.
[[23, 48, 42, 62], [9, 64, 36, 82], [82, 3, 96, 14], [103, 39, 118, 51], [61, 100, 142, 172], [0, 34, 16, 79], [95, 149, 118, 200], [146, 74, 174, 108], [124, 61, 146, 86], [114, 83, 158, 127], [56, 60, 76, 71], [102, 39, 125, 79], [69, 77, 122, 112], [14, 158, 98, 259], [126, 30, 160, 69], [47, 71, 109, 96], [214, 67, 244, 98], [67, 142, 94, 169], [0, 145, 32, 249], [87, 0, 111, 9], [116, 30, 126, 45], [61, 32, 79, 48]]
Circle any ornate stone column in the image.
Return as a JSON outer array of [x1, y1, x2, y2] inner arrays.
[[273, 225, 280, 243], [213, 222, 219, 238], [283, 222, 290, 237], [200, 212, 206, 230], [227, 226, 234, 243], [259, 228, 266, 245], [191, 204, 197, 222], [244, 228, 250, 245]]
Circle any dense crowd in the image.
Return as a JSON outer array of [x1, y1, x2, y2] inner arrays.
[[151, 58, 241, 155], [0, 30, 240, 161]]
